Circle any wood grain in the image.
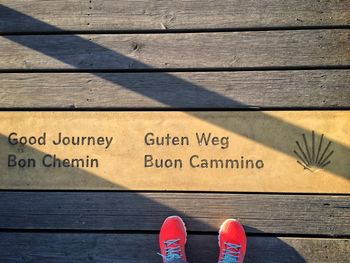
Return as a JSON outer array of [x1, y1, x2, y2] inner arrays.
[[0, 192, 348, 235], [0, 232, 348, 263], [0, 0, 349, 33], [0, 2, 348, 261], [0, 70, 348, 108], [1, 30, 349, 70]]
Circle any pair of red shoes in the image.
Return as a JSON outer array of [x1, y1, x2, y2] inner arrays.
[[159, 216, 247, 263]]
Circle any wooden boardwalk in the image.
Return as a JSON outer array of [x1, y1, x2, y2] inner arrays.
[[0, 1, 349, 262]]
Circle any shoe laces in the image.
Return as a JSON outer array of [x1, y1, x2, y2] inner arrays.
[[158, 238, 183, 261], [219, 242, 241, 263]]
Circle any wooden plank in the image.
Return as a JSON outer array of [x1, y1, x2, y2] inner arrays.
[[1, 30, 349, 70], [0, 70, 349, 108], [0, 232, 348, 263], [0, 111, 349, 193], [0, 1, 349, 33], [0, 192, 348, 235]]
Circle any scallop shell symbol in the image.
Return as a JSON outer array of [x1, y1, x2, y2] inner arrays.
[[293, 131, 334, 172]]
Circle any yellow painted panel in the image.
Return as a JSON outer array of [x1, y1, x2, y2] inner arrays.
[[0, 111, 349, 193]]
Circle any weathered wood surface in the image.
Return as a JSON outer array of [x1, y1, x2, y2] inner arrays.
[[0, 232, 348, 263], [0, 0, 349, 33], [0, 192, 348, 235], [0, 2, 348, 263], [1, 30, 349, 70], [0, 70, 349, 108]]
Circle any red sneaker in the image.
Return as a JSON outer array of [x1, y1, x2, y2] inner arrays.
[[218, 219, 247, 263], [158, 215, 187, 263]]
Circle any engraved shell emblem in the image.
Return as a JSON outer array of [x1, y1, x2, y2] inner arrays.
[[293, 131, 334, 172]]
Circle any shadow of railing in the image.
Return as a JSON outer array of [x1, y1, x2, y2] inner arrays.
[[0, 4, 347, 262]]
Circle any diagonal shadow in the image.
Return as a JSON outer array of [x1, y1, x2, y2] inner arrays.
[[0, 5, 344, 262], [0, 4, 349, 180], [0, 135, 307, 262]]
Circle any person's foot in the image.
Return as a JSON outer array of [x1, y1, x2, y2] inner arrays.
[[218, 219, 247, 263], [158, 215, 187, 263]]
